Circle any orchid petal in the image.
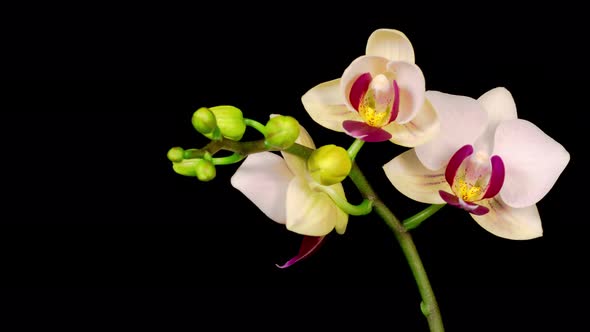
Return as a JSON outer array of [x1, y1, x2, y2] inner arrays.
[[231, 152, 294, 224], [301, 79, 361, 132], [494, 119, 570, 208], [343, 120, 392, 142], [365, 28, 415, 63], [383, 97, 440, 147], [329, 183, 349, 235], [286, 177, 339, 236], [383, 149, 447, 204], [385, 61, 425, 124], [439, 191, 490, 215], [415, 91, 488, 170], [471, 197, 543, 240], [474, 87, 519, 153], [341, 56, 389, 111], [276, 235, 326, 269], [281, 124, 316, 177]]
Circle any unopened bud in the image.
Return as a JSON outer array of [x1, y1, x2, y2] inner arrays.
[[172, 159, 200, 177], [167, 147, 185, 163], [194, 159, 216, 182], [307, 145, 352, 186], [265, 115, 300, 149], [209, 105, 246, 141], [192, 107, 221, 140]]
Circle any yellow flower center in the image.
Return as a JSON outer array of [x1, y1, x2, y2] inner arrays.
[[451, 151, 491, 202], [358, 74, 395, 127]]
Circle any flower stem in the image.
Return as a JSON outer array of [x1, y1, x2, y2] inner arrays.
[[244, 118, 267, 136], [312, 184, 373, 216], [347, 139, 365, 161], [348, 163, 445, 332], [212, 153, 246, 166], [403, 204, 446, 231]]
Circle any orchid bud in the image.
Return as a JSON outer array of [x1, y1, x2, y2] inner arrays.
[[265, 115, 300, 149], [194, 159, 216, 182], [172, 158, 200, 177], [192, 107, 221, 140], [307, 145, 352, 186], [167, 147, 185, 163], [210, 105, 246, 141]]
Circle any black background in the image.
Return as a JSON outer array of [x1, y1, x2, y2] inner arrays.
[[1, 4, 587, 331]]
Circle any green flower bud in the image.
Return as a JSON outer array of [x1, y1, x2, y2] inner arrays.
[[192, 107, 222, 140], [307, 145, 352, 186], [209, 105, 246, 141], [172, 158, 200, 177], [264, 115, 300, 149], [167, 147, 185, 163], [194, 159, 216, 182]]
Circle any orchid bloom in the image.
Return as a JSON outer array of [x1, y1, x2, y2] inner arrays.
[[383, 87, 569, 239], [301, 28, 439, 145], [231, 122, 348, 267]]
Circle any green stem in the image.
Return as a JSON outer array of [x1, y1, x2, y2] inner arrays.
[[347, 139, 365, 161], [244, 118, 267, 136], [212, 153, 246, 166], [403, 204, 446, 231], [312, 184, 373, 216], [348, 163, 444, 332]]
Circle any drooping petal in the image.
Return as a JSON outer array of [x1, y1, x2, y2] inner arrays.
[[471, 197, 543, 240], [474, 87, 519, 153], [341, 56, 389, 111], [383, 149, 447, 204], [482, 155, 505, 199], [415, 91, 488, 170], [276, 235, 326, 269], [286, 177, 338, 236], [281, 124, 316, 178], [385, 61, 425, 124], [445, 145, 474, 186], [494, 119, 570, 208], [365, 28, 415, 63], [301, 79, 362, 132], [231, 152, 294, 224], [342, 120, 392, 142], [383, 97, 440, 147]]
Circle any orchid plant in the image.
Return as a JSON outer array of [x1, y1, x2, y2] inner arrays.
[[167, 29, 569, 331]]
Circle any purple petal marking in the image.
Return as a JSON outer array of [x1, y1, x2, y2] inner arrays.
[[439, 190, 460, 206], [445, 145, 474, 186], [276, 235, 326, 269], [388, 80, 400, 124], [342, 120, 392, 142], [349, 72, 372, 111], [483, 155, 505, 199]]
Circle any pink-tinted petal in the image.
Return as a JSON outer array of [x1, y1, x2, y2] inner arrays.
[[383, 149, 447, 204], [341, 56, 389, 111], [439, 190, 489, 215], [445, 145, 474, 186], [474, 87, 519, 154], [349, 72, 372, 111], [343, 120, 392, 142], [482, 155, 505, 199], [230, 152, 294, 224], [494, 119, 570, 208], [365, 29, 415, 63], [383, 97, 440, 147], [415, 91, 488, 170], [301, 79, 362, 132], [471, 197, 543, 240], [276, 235, 326, 269], [385, 61, 425, 124]]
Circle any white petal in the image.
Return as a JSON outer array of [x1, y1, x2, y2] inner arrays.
[[471, 198, 543, 240], [383, 149, 448, 204], [494, 119, 570, 208], [474, 87, 518, 153], [365, 28, 415, 63], [329, 183, 349, 235], [340, 55, 389, 111], [281, 124, 316, 177], [286, 177, 338, 236], [415, 91, 488, 170], [386, 61, 425, 124], [230, 152, 294, 224], [301, 79, 361, 132], [384, 97, 440, 147]]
